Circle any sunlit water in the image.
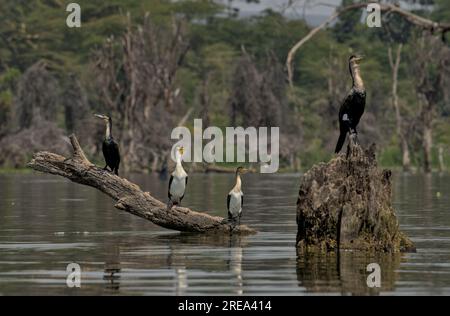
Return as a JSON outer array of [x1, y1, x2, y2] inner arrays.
[[0, 172, 449, 295]]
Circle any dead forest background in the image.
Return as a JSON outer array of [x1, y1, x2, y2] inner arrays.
[[0, 0, 449, 173]]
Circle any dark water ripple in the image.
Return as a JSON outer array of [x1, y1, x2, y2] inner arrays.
[[0, 172, 449, 295]]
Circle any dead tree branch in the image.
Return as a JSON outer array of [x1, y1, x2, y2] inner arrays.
[[286, 2, 450, 87], [27, 135, 257, 235]]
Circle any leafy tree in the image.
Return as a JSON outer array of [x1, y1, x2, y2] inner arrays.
[[333, 0, 363, 43]]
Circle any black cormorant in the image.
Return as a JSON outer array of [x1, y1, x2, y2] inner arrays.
[[168, 146, 188, 208], [227, 167, 249, 226], [335, 55, 366, 153], [95, 114, 120, 175]]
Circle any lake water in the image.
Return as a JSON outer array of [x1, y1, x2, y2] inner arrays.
[[0, 172, 449, 295]]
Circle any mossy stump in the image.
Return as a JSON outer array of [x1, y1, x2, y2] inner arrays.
[[296, 142, 415, 252]]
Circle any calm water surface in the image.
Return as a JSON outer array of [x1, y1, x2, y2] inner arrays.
[[0, 172, 449, 295]]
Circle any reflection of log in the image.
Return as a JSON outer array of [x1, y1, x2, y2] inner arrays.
[[27, 134, 257, 235], [296, 143, 415, 252]]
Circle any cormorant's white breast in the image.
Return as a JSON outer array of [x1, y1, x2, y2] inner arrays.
[[168, 146, 188, 206], [227, 167, 248, 225]]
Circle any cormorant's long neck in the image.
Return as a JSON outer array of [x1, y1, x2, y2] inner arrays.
[[234, 174, 242, 192], [105, 120, 112, 139], [350, 63, 364, 91], [175, 153, 184, 173]]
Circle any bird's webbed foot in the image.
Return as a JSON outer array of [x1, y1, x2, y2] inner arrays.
[[349, 131, 358, 144], [346, 132, 359, 159], [228, 218, 238, 231]]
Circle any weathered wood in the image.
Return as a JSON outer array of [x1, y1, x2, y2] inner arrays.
[[296, 142, 415, 252], [27, 134, 257, 235]]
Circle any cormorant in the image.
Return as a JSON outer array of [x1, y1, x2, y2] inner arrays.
[[335, 55, 366, 153], [94, 114, 120, 175], [227, 167, 249, 226], [168, 146, 188, 208]]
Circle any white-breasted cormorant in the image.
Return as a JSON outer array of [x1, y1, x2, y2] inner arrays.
[[335, 55, 366, 153], [95, 114, 120, 175], [168, 146, 188, 208], [227, 167, 249, 226]]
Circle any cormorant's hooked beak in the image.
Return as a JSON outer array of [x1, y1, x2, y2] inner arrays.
[[239, 168, 249, 174], [94, 114, 109, 121], [353, 55, 364, 63]]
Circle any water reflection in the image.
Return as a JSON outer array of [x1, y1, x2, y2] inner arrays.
[[296, 250, 402, 295], [0, 172, 449, 295], [227, 237, 244, 295], [103, 243, 121, 292]]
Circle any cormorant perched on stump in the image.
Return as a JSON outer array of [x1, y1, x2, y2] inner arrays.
[[227, 167, 249, 227], [168, 146, 188, 209], [335, 55, 366, 153], [95, 114, 120, 175]]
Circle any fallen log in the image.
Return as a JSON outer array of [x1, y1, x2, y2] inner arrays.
[[27, 134, 257, 235], [296, 142, 415, 252]]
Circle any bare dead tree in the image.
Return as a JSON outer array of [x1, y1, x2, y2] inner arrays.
[[229, 52, 264, 127], [229, 51, 285, 127], [14, 60, 60, 130], [286, 2, 450, 87], [438, 145, 445, 172], [326, 47, 348, 117], [388, 44, 411, 171], [0, 61, 71, 168], [92, 14, 190, 172], [413, 33, 450, 173], [0, 120, 71, 168], [229, 51, 302, 169], [61, 74, 99, 156], [199, 74, 211, 127], [63, 74, 89, 134]]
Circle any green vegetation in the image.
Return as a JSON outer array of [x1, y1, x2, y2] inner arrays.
[[0, 0, 449, 173]]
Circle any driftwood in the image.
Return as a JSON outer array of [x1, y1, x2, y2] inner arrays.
[[27, 135, 257, 235], [296, 142, 415, 252]]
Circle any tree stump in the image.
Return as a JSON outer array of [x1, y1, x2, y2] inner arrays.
[[296, 143, 415, 252], [27, 134, 257, 235]]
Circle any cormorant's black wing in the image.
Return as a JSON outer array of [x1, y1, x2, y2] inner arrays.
[[180, 177, 187, 202], [103, 138, 120, 171], [102, 140, 108, 162], [335, 131, 347, 154], [338, 91, 355, 119], [335, 91, 356, 154], [168, 175, 173, 200], [241, 195, 243, 208], [227, 194, 232, 220], [112, 140, 120, 164]]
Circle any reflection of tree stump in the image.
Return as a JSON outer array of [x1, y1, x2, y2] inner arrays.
[[296, 143, 415, 252], [296, 251, 402, 295]]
